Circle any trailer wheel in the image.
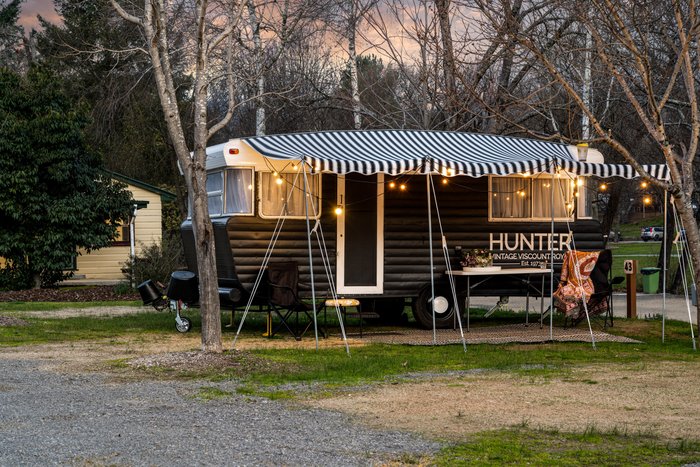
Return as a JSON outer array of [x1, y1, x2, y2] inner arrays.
[[413, 285, 458, 329], [176, 317, 192, 333]]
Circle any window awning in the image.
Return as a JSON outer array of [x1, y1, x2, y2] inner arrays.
[[243, 130, 668, 180]]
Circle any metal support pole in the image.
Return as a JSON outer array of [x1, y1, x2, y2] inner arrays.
[[427, 174, 436, 344], [663, 189, 667, 343], [550, 161, 555, 340], [302, 162, 319, 350]]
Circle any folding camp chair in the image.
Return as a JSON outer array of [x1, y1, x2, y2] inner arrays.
[[264, 261, 315, 340], [554, 249, 621, 329]]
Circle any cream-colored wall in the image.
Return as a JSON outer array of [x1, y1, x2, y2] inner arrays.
[[72, 184, 165, 282]]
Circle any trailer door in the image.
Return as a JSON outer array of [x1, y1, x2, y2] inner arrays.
[[337, 173, 384, 294]]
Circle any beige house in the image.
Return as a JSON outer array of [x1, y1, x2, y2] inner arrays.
[[65, 174, 176, 284]]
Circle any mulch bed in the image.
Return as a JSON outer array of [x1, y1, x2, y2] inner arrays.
[[0, 285, 140, 302]]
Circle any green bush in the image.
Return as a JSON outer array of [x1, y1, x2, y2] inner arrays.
[[123, 233, 185, 287], [0, 257, 32, 291]]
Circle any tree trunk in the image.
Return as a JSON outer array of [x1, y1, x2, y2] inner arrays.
[[601, 182, 621, 239], [348, 0, 361, 130], [189, 168, 222, 352], [248, 0, 266, 136], [434, 0, 457, 130]]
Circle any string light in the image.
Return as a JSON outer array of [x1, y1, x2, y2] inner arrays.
[[576, 179, 584, 187], [599, 183, 607, 191], [389, 181, 396, 189], [272, 171, 278, 177], [641, 181, 648, 189], [334, 206, 343, 215], [643, 196, 652, 205], [276, 178, 283, 185], [399, 184, 407, 191], [292, 164, 298, 171], [442, 178, 448, 185]]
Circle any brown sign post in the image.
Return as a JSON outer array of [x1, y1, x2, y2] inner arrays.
[[624, 259, 637, 319]]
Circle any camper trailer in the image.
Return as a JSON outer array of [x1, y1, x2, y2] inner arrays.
[[181, 130, 623, 328]]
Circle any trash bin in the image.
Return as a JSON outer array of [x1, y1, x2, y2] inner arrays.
[[640, 267, 661, 293]]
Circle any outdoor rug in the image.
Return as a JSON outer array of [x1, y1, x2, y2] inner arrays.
[[352, 324, 639, 345]]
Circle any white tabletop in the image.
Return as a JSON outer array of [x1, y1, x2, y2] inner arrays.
[[446, 267, 553, 276]]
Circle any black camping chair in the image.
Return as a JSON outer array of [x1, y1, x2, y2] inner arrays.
[[264, 261, 315, 340], [570, 249, 622, 329]]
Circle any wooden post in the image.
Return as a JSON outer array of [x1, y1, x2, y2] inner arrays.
[[624, 259, 637, 319]]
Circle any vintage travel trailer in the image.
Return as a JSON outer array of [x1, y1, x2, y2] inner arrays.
[[181, 130, 668, 327]]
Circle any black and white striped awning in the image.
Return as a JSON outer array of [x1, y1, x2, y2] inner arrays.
[[243, 130, 668, 180]]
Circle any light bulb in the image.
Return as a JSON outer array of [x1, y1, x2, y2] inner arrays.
[[276, 178, 283, 185], [576, 179, 584, 187], [389, 181, 396, 189], [442, 178, 448, 185], [334, 207, 343, 215], [399, 184, 406, 191], [600, 183, 607, 191]]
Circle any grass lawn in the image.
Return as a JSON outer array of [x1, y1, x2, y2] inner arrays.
[[608, 241, 692, 291], [2, 304, 700, 464], [616, 215, 664, 240], [434, 427, 700, 466]]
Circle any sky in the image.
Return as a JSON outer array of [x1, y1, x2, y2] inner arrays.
[[18, 0, 61, 32]]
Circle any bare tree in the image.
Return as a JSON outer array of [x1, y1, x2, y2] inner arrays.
[[477, 0, 700, 321], [111, 0, 245, 352], [239, 0, 332, 135]]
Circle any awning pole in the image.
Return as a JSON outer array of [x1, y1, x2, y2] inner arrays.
[[427, 172, 436, 345], [302, 161, 320, 351], [663, 189, 667, 343], [550, 160, 555, 340]]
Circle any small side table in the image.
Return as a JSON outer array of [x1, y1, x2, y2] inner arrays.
[[323, 298, 368, 337]]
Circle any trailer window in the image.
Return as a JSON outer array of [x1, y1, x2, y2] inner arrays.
[[224, 168, 254, 215], [489, 176, 575, 221], [206, 171, 224, 216], [259, 172, 321, 219]]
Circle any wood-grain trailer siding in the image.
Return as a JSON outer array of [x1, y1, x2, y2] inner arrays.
[[182, 173, 604, 327]]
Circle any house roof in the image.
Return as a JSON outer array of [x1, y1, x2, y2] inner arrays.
[[106, 171, 177, 202], [243, 130, 669, 180]]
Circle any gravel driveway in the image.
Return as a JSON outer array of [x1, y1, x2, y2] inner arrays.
[[0, 356, 439, 466]]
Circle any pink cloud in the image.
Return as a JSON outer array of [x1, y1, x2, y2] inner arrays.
[[19, 0, 62, 32]]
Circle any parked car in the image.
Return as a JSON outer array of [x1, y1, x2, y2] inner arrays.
[[641, 226, 664, 241]]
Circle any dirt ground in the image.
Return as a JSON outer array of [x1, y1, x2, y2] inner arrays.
[[315, 361, 700, 442], [4, 306, 700, 442]]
